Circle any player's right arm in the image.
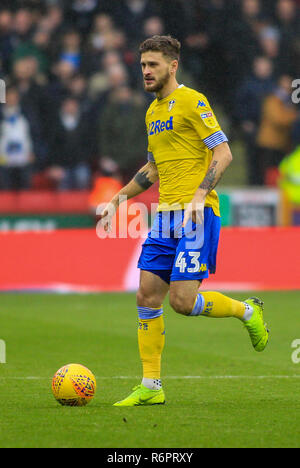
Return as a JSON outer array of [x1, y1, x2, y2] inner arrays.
[[98, 161, 158, 232]]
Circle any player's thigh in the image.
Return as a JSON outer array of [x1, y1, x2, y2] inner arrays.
[[169, 279, 201, 315], [137, 270, 169, 308]]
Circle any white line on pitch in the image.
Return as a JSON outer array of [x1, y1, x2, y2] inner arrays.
[[0, 375, 300, 380]]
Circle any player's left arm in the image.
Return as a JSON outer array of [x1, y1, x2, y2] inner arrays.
[[183, 142, 232, 226], [198, 142, 232, 196]]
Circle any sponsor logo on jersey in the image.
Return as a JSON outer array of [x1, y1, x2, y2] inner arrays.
[[148, 116, 173, 135], [197, 100, 206, 108]]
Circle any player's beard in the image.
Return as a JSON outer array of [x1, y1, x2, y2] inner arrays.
[[144, 69, 171, 93]]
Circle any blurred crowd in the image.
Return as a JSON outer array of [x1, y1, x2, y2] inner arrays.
[[0, 0, 299, 191]]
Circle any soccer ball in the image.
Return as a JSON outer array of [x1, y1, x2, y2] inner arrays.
[[52, 363, 96, 406]]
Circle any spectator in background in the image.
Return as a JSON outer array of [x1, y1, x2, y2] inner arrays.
[[106, 61, 130, 90], [89, 156, 122, 214], [291, 116, 300, 147], [278, 143, 300, 206], [12, 56, 46, 119], [234, 56, 275, 184], [142, 16, 164, 39], [111, 0, 158, 47], [0, 8, 15, 75], [127, 15, 165, 89], [40, 3, 65, 37], [67, 0, 108, 35], [38, 3, 65, 61], [275, 0, 300, 37], [88, 54, 129, 100], [225, 0, 264, 97], [97, 85, 147, 182], [274, 0, 300, 75], [46, 96, 92, 190], [85, 13, 127, 75], [255, 74, 299, 184], [182, 2, 215, 89], [86, 50, 131, 157], [13, 6, 36, 44], [12, 26, 51, 76], [11, 56, 48, 164], [0, 85, 35, 190], [182, 0, 229, 104], [155, 0, 187, 43], [66, 72, 99, 159], [257, 25, 284, 77], [87, 13, 116, 57], [46, 59, 77, 116], [58, 29, 82, 72], [67, 72, 90, 113]]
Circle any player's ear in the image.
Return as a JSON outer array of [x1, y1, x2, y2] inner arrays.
[[170, 60, 178, 75]]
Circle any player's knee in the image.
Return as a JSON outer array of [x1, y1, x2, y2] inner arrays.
[[136, 288, 158, 309], [169, 292, 192, 316]]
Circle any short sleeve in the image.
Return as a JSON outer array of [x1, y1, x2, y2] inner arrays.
[[187, 93, 228, 149], [146, 108, 155, 162]]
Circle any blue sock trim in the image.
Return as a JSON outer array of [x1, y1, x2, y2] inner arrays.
[[190, 293, 205, 316], [138, 306, 163, 320]]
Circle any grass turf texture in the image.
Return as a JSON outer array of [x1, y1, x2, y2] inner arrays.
[[0, 291, 299, 448]]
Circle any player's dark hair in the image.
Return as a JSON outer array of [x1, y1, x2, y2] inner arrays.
[[139, 35, 181, 61]]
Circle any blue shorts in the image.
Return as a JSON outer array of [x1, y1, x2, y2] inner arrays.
[[138, 207, 221, 284]]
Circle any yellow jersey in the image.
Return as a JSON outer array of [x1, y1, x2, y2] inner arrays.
[[146, 85, 228, 216]]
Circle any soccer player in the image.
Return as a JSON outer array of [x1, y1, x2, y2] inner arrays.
[[99, 35, 269, 406]]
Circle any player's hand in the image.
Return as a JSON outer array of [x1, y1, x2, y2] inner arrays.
[[97, 202, 117, 233], [182, 197, 205, 228]]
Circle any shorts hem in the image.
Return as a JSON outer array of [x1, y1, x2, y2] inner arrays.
[[170, 274, 209, 282]]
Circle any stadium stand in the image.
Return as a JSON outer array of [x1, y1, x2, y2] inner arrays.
[[0, 0, 299, 221]]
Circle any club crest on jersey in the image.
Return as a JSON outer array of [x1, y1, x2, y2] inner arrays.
[[200, 111, 218, 129], [168, 99, 176, 111], [148, 116, 173, 135]]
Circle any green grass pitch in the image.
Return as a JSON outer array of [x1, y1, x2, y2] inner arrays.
[[0, 291, 299, 448]]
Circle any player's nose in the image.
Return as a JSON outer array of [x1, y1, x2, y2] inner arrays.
[[143, 66, 153, 77]]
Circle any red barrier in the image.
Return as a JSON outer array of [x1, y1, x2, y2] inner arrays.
[[0, 229, 138, 292], [206, 227, 300, 290], [0, 227, 299, 292], [0, 186, 159, 214]]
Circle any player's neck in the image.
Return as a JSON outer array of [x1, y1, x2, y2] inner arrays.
[[156, 78, 180, 101]]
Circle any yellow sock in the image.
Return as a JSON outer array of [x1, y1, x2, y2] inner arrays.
[[137, 307, 165, 379], [195, 291, 246, 320]]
